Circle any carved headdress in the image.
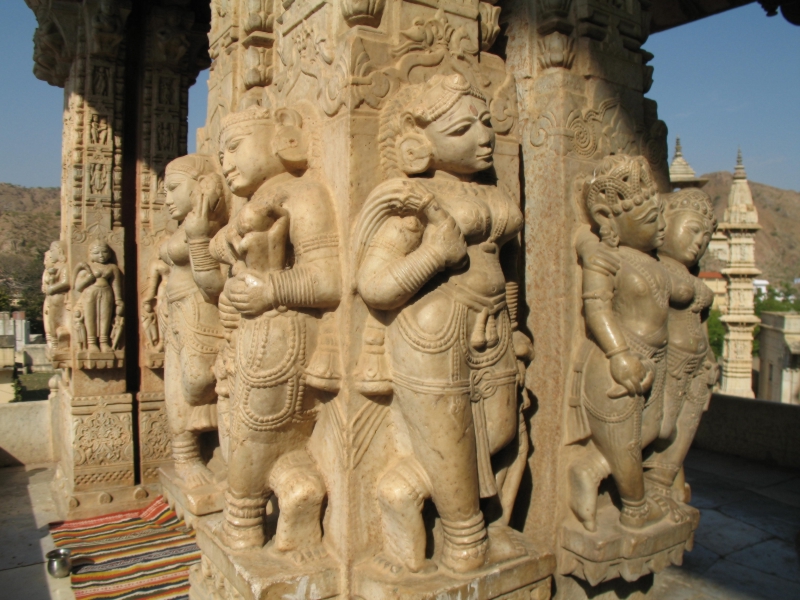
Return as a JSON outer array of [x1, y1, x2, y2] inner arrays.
[[165, 153, 219, 178], [585, 154, 660, 217], [219, 104, 273, 134], [663, 188, 717, 233], [379, 73, 487, 178]]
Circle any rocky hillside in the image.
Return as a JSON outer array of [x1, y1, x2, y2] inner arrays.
[[0, 184, 60, 329], [0, 183, 60, 257], [699, 172, 800, 285]]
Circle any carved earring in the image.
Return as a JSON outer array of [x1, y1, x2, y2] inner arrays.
[[397, 132, 433, 175], [273, 126, 308, 170]]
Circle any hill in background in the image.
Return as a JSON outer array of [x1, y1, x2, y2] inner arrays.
[[699, 172, 800, 285], [0, 183, 60, 331], [0, 172, 798, 330]]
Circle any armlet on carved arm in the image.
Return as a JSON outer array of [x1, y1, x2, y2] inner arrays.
[[357, 215, 444, 311], [269, 241, 341, 310]]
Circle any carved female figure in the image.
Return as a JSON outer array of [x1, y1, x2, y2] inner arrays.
[[73, 241, 124, 353], [644, 189, 718, 499], [150, 154, 228, 488], [568, 155, 670, 532], [354, 74, 533, 575], [211, 105, 341, 559], [42, 241, 70, 351]]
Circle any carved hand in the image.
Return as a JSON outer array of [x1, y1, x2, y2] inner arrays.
[[184, 179, 215, 240], [226, 271, 273, 317], [115, 301, 125, 317], [576, 227, 620, 276], [421, 201, 467, 268], [608, 351, 652, 397], [512, 330, 534, 362], [703, 357, 720, 386]]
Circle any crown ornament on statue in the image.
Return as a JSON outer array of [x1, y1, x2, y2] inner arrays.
[[586, 155, 659, 217], [407, 74, 487, 125], [220, 105, 273, 134], [664, 188, 717, 232]]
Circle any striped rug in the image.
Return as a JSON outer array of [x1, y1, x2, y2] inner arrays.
[[50, 497, 200, 600]]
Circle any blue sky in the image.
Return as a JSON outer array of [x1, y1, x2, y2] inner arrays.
[[1, 2, 798, 190]]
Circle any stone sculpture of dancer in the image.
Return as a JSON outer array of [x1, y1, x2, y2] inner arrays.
[[567, 154, 671, 532], [154, 153, 228, 488], [140, 247, 170, 354], [354, 74, 533, 576], [210, 104, 341, 561], [42, 241, 70, 352], [73, 241, 124, 353], [644, 189, 719, 499]]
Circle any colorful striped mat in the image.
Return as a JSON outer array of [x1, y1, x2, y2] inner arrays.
[[50, 497, 200, 600]]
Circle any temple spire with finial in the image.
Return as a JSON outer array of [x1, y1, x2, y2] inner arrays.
[[669, 136, 706, 189], [733, 146, 747, 180]]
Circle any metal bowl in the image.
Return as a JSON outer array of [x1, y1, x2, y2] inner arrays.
[[46, 548, 72, 578]]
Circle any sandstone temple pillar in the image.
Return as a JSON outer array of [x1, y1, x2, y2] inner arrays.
[[28, 1, 727, 598], [28, 0, 210, 517], [719, 149, 761, 398]]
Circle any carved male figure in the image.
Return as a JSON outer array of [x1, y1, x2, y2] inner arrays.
[[74, 241, 124, 353], [568, 155, 677, 533], [42, 241, 70, 351], [211, 104, 341, 560], [354, 74, 533, 575], [146, 154, 228, 488]]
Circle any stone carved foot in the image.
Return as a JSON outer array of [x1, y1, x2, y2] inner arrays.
[[175, 459, 214, 489], [568, 452, 609, 532], [368, 553, 437, 580], [619, 496, 667, 530], [486, 523, 528, 566], [218, 520, 265, 551], [649, 490, 691, 525], [267, 542, 329, 566]]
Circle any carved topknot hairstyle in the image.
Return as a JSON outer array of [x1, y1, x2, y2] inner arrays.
[[49, 240, 65, 261], [219, 104, 273, 136], [585, 154, 660, 217], [663, 188, 717, 233], [407, 74, 487, 126], [379, 73, 487, 178], [165, 153, 218, 179]]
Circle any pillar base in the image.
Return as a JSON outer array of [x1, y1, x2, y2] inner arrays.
[[189, 514, 340, 600], [159, 463, 225, 529], [558, 503, 699, 587], [52, 467, 159, 521], [353, 527, 555, 600]]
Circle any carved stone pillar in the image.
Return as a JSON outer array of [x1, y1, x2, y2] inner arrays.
[[29, 0, 139, 518], [135, 0, 211, 489], [504, 1, 695, 597], [186, 0, 554, 598], [28, 0, 210, 518], [719, 151, 761, 398]]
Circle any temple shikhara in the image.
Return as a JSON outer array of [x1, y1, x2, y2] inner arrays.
[[21, 0, 798, 598]]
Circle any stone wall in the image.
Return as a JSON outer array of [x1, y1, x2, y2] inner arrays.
[[694, 393, 800, 468]]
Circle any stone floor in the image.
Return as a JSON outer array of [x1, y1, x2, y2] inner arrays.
[[653, 448, 800, 600], [0, 449, 797, 600], [0, 465, 73, 599]]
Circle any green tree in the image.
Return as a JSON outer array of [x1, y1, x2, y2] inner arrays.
[[707, 309, 725, 358], [752, 283, 800, 356], [0, 285, 10, 312]]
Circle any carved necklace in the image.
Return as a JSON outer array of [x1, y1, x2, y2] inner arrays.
[[618, 246, 669, 309]]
